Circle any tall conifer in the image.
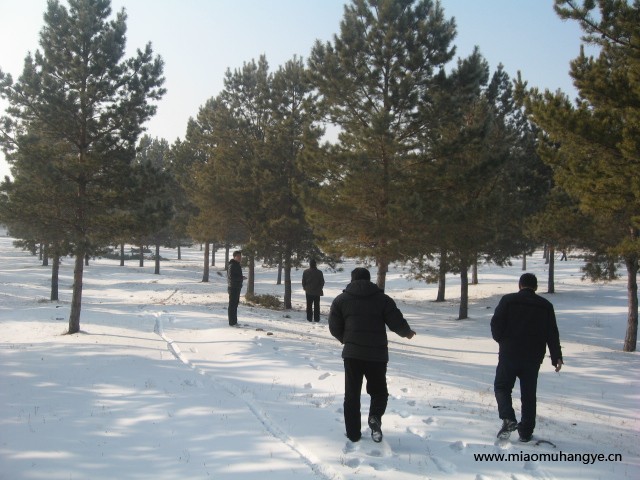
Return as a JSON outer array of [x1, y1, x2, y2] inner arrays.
[[0, 0, 165, 333], [308, 0, 456, 289], [519, 0, 640, 351]]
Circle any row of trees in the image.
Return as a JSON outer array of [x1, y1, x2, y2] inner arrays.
[[0, 0, 637, 351]]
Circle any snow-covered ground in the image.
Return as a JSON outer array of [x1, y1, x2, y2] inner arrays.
[[0, 235, 638, 480]]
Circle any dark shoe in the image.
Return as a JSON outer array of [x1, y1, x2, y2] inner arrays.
[[346, 432, 361, 442], [368, 416, 383, 443], [497, 419, 518, 439], [519, 433, 533, 442]]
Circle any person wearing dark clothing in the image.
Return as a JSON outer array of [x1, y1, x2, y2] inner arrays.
[[491, 273, 563, 442], [302, 259, 325, 322], [227, 250, 245, 326], [329, 267, 416, 443]]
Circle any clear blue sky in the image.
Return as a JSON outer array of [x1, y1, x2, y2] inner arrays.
[[0, 0, 588, 179]]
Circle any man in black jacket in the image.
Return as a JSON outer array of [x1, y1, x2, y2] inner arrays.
[[302, 259, 325, 322], [329, 267, 416, 443], [227, 250, 245, 326], [491, 273, 563, 442]]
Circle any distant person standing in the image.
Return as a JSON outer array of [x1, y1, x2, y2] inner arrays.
[[329, 267, 416, 443], [491, 273, 563, 442], [302, 259, 325, 322], [227, 250, 246, 326]]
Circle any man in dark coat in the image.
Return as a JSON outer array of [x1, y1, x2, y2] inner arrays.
[[329, 267, 416, 443], [302, 259, 325, 322], [227, 250, 245, 326], [491, 273, 563, 442]]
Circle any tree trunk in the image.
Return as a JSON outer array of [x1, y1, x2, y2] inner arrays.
[[547, 246, 555, 294], [68, 252, 84, 334], [42, 244, 48, 266], [177, 244, 181, 260], [436, 250, 446, 302], [277, 259, 283, 285], [225, 245, 230, 270], [39, 243, 43, 261], [154, 244, 160, 275], [284, 253, 292, 310], [247, 254, 255, 296], [85, 253, 89, 266], [50, 252, 60, 301], [139, 243, 144, 267], [458, 260, 469, 320], [376, 257, 389, 291], [623, 254, 638, 352], [522, 252, 527, 271], [471, 257, 478, 285], [210, 245, 216, 266], [120, 243, 125, 266], [202, 242, 210, 282]]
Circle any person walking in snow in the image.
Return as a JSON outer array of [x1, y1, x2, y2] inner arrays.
[[491, 272, 563, 442], [227, 250, 246, 327], [302, 259, 325, 322], [329, 267, 416, 443]]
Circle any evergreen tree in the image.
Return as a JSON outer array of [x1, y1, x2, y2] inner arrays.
[[407, 49, 494, 319], [519, 0, 640, 351], [184, 96, 251, 283], [0, 129, 72, 300], [258, 56, 324, 308], [129, 138, 174, 274], [307, 0, 456, 289], [526, 188, 590, 293], [0, 0, 165, 333]]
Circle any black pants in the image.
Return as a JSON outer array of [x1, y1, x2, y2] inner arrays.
[[306, 294, 320, 321], [343, 358, 388, 439], [494, 358, 540, 436], [228, 287, 241, 325]]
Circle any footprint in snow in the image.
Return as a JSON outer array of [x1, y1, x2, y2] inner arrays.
[[344, 457, 362, 469], [524, 460, 553, 479], [318, 372, 332, 380], [370, 462, 391, 471], [407, 400, 416, 407], [396, 410, 411, 418], [450, 440, 467, 452], [407, 426, 428, 439], [423, 417, 437, 426], [304, 383, 313, 389], [430, 455, 457, 474], [343, 441, 360, 454], [368, 441, 393, 458]]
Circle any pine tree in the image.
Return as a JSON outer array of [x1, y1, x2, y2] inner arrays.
[[308, 0, 456, 289], [519, 0, 640, 351], [259, 56, 324, 308], [129, 139, 174, 274], [0, 0, 165, 333]]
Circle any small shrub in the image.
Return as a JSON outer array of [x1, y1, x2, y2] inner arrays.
[[245, 292, 283, 310]]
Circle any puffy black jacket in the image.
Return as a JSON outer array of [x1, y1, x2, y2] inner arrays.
[[302, 267, 325, 296], [328, 280, 413, 362], [490, 288, 563, 366], [227, 259, 244, 290]]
